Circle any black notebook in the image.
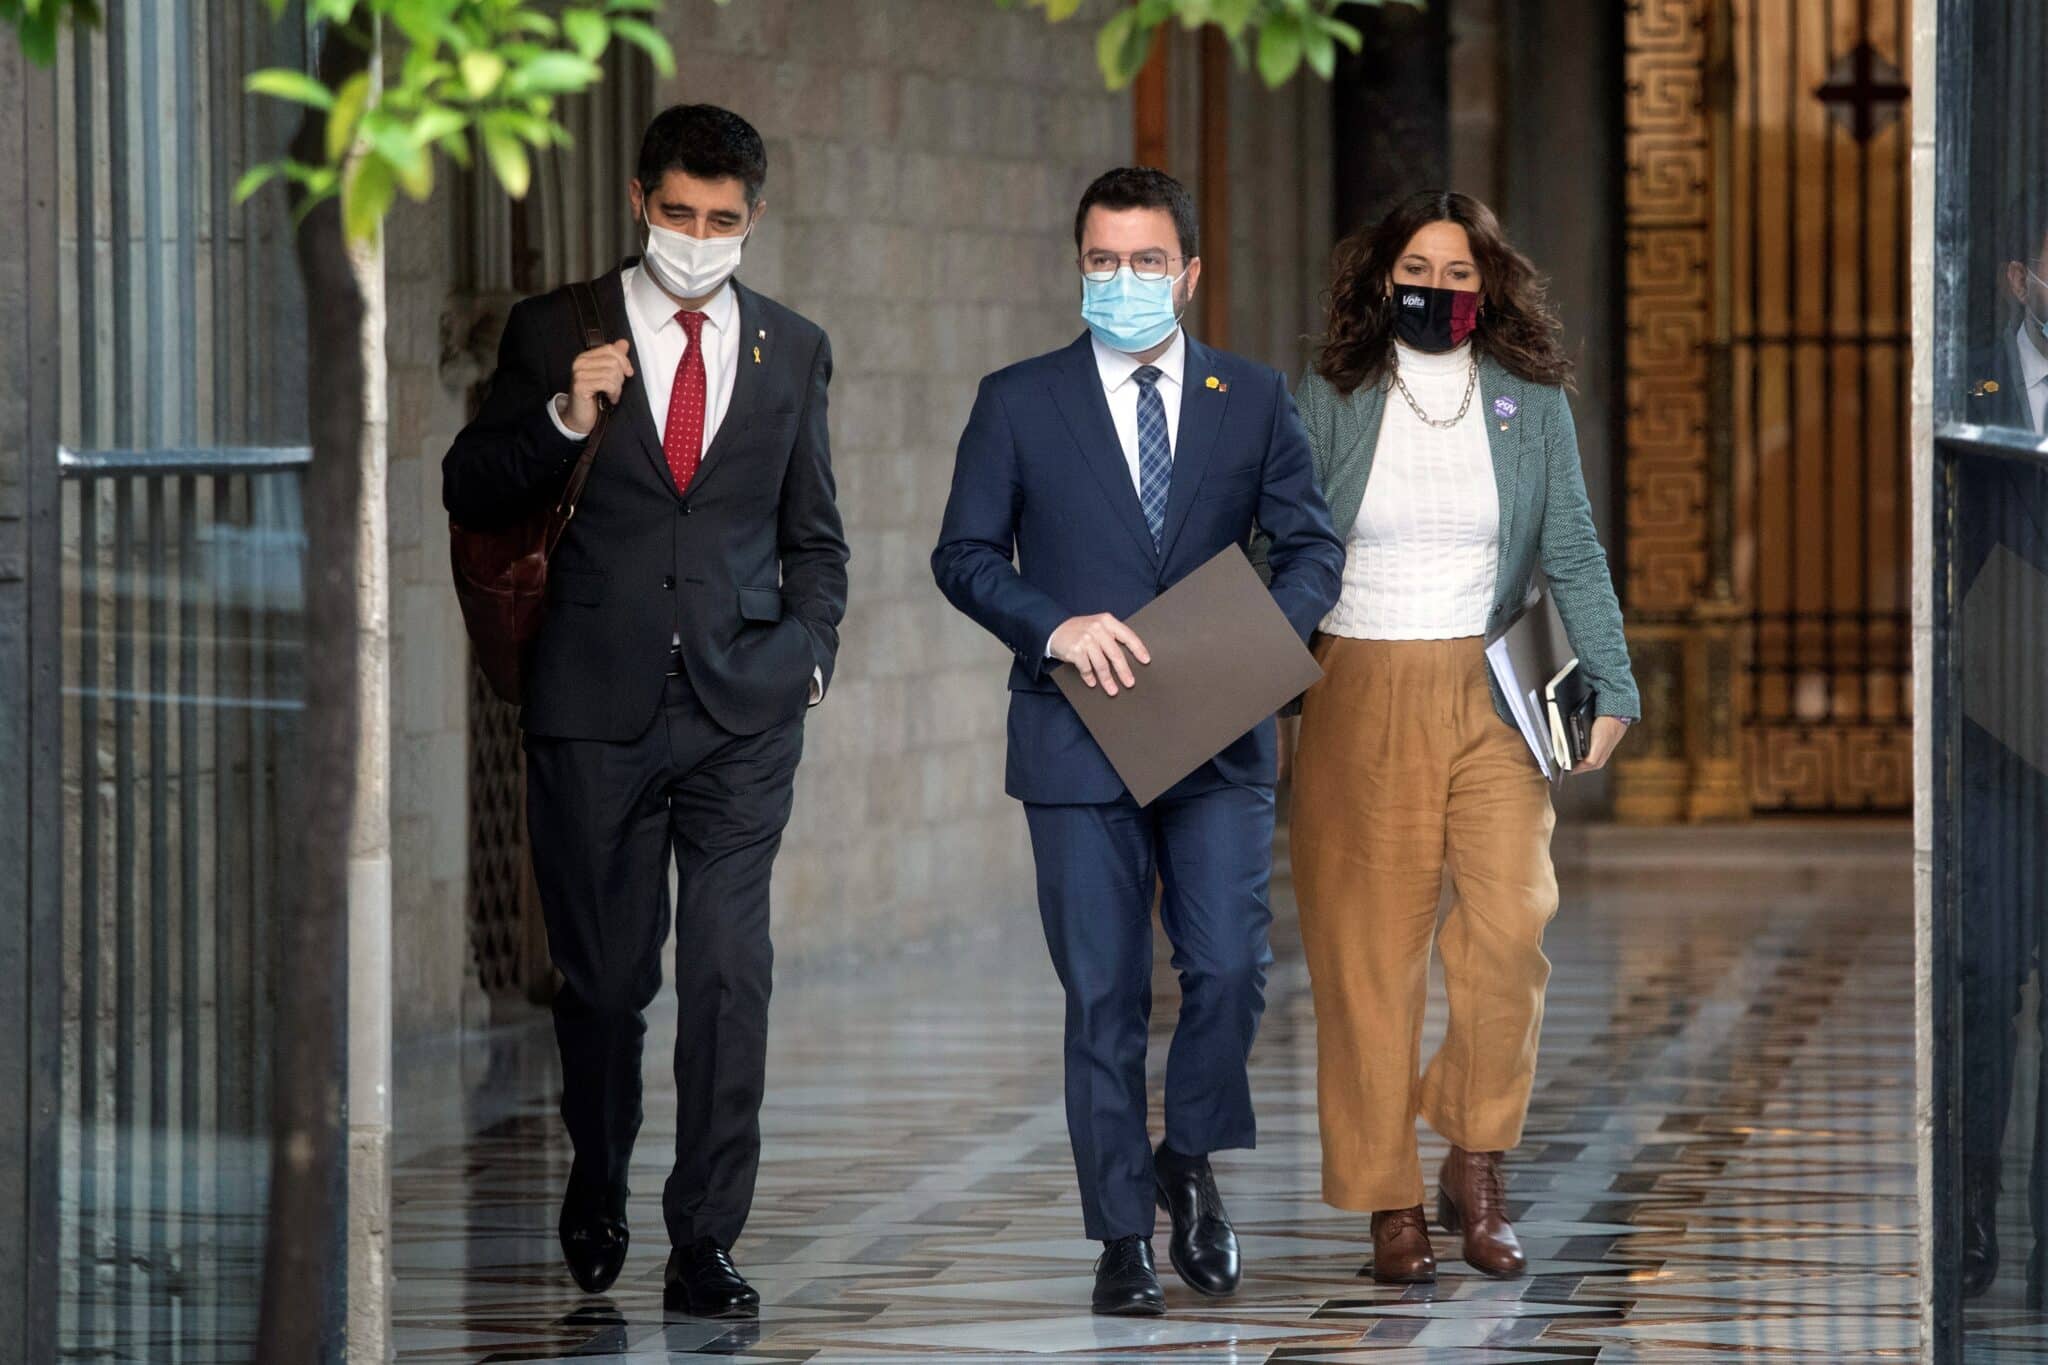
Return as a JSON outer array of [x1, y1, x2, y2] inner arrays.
[[1484, 588, 1598, 782], [1544, 661, 1597, 772]]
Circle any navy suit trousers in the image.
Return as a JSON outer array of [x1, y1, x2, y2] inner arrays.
[[1024, 780, 1276, 1240]]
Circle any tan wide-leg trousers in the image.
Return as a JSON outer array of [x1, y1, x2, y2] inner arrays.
[[1292, 635, 1559, 1212]]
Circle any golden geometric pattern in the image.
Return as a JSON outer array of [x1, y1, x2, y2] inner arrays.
[[1623, 0, 1712, 615], [1745, 723, 1912, 812]]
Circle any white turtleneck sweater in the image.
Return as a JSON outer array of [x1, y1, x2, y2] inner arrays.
[[1321, 341, 1501, 641]]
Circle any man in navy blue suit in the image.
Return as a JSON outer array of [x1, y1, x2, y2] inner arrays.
[[932, 167, 1343, 1316]]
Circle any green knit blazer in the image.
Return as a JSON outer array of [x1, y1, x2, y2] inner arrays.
[[1273, 356, 1641, 725]]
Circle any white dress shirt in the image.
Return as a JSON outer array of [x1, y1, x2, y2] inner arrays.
[[547, 269, 821, 704], [2016, 324, 2048, 435], [1091, 328, 1184, 491], [550, 265, 739, 446]]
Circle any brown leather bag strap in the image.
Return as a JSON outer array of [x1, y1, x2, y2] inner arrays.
[[568, 278, 605, 350], [548, 280, 615, 540]]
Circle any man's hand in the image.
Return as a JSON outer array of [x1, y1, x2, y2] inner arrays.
[[1050, 613, 1150, 696], [1578, 716, 1630, 772], [560, 339, 633, 436]]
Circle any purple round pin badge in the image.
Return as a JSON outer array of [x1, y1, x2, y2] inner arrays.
[[1492, 395, 1519, 420]]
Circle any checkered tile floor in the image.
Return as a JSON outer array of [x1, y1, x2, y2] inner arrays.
[[391, 824, 1921, 1362]]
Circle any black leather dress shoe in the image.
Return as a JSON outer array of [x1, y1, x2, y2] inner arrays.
[[1092, 1235, 1166, 1316], [1154, 1144, 1241, 1296], [558, 1195, 629, 1295], [664, 1239, 761, 1319]]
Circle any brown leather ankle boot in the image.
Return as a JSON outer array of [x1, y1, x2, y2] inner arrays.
[[1367, 1205, 1436, 1284], [1436, 1147, 1526, 1278]]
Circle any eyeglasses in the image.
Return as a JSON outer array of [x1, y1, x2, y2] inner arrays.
[[1079, 249, 1187, 283]]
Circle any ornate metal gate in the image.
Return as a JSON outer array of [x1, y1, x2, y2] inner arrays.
[[1730, 0, 1912, 811], [1617, 0, 1912, 818]]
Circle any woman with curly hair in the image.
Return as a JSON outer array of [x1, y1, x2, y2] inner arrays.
[[1287, 191, 1639, 1284]]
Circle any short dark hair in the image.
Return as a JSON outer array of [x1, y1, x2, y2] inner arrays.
[[1074, 166, 1198, 261], [636, 104, 767, 204]]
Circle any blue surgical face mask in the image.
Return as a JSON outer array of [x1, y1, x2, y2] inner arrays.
[[1081, 266, 1187, 354]]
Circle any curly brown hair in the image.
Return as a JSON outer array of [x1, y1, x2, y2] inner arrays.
[[1316, 190, 1573, 395]]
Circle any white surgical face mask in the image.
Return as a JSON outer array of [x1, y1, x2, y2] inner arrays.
[[641, 217, 749, 299]]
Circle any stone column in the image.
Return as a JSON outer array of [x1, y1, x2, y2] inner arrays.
[[1906, 0, 1936, 1350]]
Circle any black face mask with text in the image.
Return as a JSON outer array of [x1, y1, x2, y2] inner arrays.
[[1391, 284, 1481, 353]]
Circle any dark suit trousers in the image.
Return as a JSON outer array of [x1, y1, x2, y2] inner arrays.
[[1960, 714, 2048, 1222], [525, 672, 804, 1251], [1023, 781, 1276, 1240]]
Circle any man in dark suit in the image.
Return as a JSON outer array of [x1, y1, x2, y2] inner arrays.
[[1956, 208, 2048, 1303], [443, 104, 847, 1317], [932, 167, 1343, 1315]]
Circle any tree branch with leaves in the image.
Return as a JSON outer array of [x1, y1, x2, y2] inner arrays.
[[0, 0, 98, 64], [238, 0, 680, 239], [1001, 0, 1418, 91]]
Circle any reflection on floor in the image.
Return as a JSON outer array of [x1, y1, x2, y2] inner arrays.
[[391, 823, 1918, 1362]]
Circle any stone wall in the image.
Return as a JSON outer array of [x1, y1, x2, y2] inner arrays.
[[384, 197, 486, 1042]]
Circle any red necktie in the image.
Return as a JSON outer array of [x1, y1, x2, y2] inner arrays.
[[663, 309, 709, 495]]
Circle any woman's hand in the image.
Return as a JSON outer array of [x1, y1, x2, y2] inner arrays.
[[1578, 716, 1630, 772]]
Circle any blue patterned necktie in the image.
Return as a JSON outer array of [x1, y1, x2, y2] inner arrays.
[[1133, 365, 1171, 551]]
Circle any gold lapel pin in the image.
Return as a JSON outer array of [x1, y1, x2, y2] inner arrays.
[[1975, 379, 2000, 396], [753, 345, 762, 365]]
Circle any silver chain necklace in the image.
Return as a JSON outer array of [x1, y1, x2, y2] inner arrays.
[[1392, 351, 1480, 429]]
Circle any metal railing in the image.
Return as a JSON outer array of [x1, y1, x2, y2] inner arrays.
[[58, 446, 307, 1361], [49, 0, 312, 1352]]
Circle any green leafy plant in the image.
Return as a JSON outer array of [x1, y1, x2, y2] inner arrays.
[[236, 0, 689, 241], [1003, 0, 1418, 90], [0, 0, 99, 65]]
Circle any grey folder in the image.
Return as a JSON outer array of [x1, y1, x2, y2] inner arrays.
[[1052, 547, 1324, 807]]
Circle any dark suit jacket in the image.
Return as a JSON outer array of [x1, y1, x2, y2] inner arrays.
[[1965, 336, 2039, 434], [443, 266, 849, 742], [932, 332, 1344, 805], [1961, 339, 2048, 586]]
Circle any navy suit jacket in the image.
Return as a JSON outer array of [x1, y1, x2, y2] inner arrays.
[[933, 332, 1344, 805]]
